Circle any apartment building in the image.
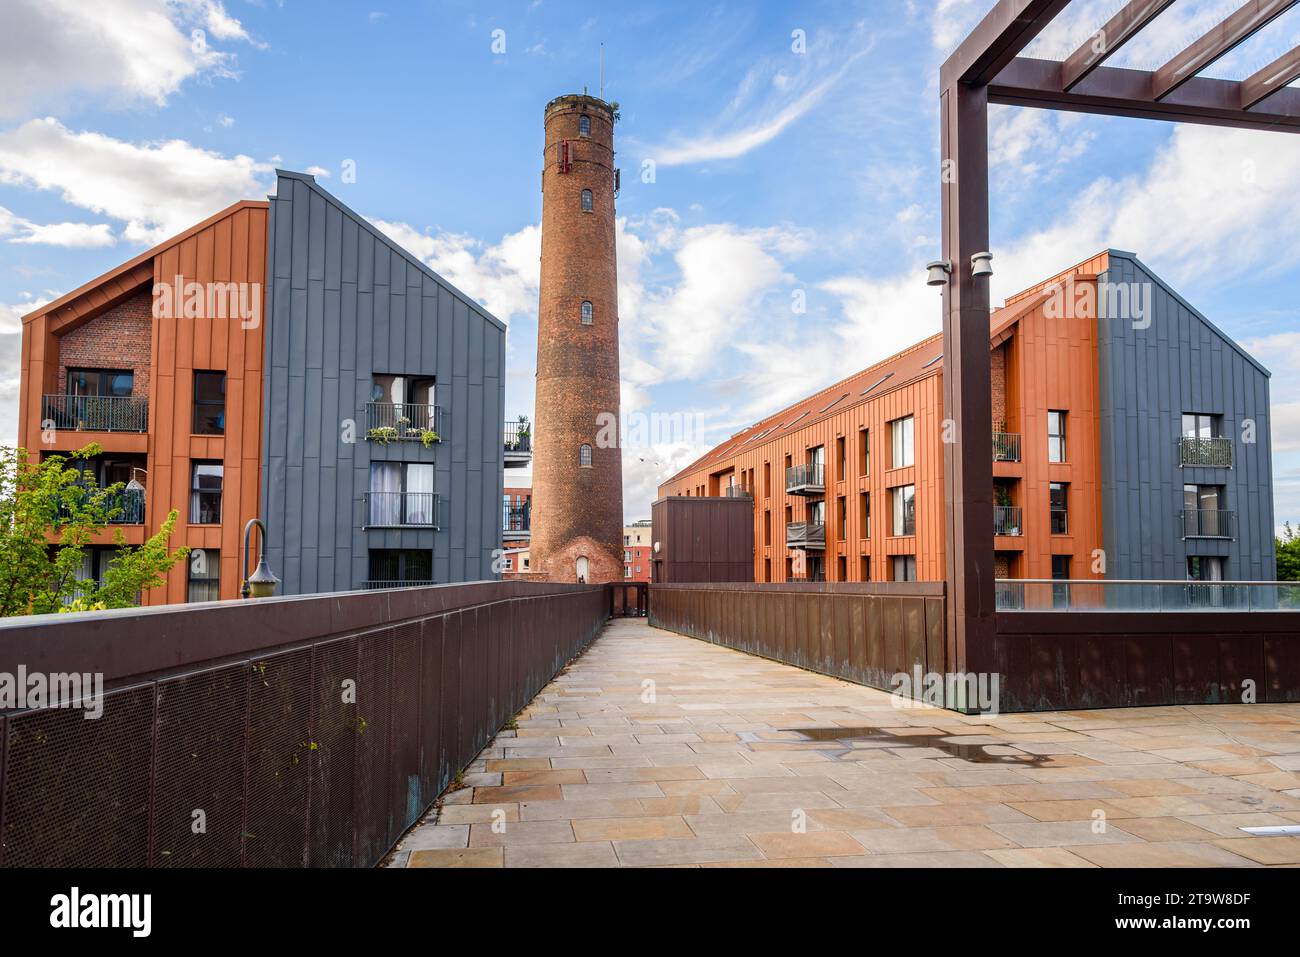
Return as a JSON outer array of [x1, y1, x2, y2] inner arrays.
[[18, 171, 528, 603], [623, 520, 652, 581], [658, 251, 1275, 586]]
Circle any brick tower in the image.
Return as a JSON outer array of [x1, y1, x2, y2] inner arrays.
[[530, 93, 624, 584]]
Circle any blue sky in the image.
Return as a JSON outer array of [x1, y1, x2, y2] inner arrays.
[[1, 0, 1299, 527]]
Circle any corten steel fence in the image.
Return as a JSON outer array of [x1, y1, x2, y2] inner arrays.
[[0, 581, 606, 868], [650, 582, 946, 696]]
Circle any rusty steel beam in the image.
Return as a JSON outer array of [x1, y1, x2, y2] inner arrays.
[[991, 56, 1300, 130], [1152, 0, 1299, 100], [1241, 43, 1300, 107], [941, 0, 1072, 88], [1062, 0, 1176, 90]]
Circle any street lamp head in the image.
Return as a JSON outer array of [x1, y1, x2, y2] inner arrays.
[[971, 251, 994, 278], [925, 260, 952, 287], [245, 554, 280, 599]]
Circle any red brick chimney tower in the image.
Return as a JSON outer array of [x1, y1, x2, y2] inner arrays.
[[531, 93, 624, 584]]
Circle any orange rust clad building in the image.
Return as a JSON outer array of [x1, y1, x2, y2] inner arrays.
[[659, 251, 1276, 587], [19, 202, 269, 604], [529, 94, 625, 584]]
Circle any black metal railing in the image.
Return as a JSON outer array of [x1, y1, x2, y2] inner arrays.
[[785, 463, 825, 493], [785, 521, 826, 550], [992, 432, 1021, 463], [993, 505, 1022, 536], [42, 394, 148, 433], [364, 491, 441, 528], [365, 402, 444, 443], [503, 502, 530, 535], [1181, 508, 1234, 539], [504, 421, 532, 454], [57, 487, 145, 525], [362, 580, 437, 590], [1180, 436, 1232, 468]]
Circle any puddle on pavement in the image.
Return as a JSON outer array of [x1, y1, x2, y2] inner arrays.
[[770, 726, 1049, 765]]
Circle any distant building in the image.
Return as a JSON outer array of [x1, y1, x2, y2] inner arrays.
[[623, 520, 652, 581], [659, 251, 1275, 586]]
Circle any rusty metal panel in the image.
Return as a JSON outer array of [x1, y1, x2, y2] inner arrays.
[[865, 596, 886, 687], [924, 597, 945, 678], [1125, 637, 1174, 707], [3, 683, 154, 867], [419, 616, 444, 797], [245, 648, 313, 867], [307, 635, 359, 868], [389, 621, 424, 841], [1074, 635, 1125, 709], [1173, 636, 1219, 705], [1264, 634, 1300, 702], [153, 663, 247, 866], [354, 627, 393, 866], [903, 597, 926, 676]]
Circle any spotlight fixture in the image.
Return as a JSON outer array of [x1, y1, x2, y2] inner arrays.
[[971, 251, 994, 278], [925, 260, 952, 287]]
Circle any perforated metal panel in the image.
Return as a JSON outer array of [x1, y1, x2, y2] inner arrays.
[[244, 648, 313, 867]]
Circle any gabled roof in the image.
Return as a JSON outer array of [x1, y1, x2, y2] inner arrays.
[[21, 200, 270, 328]]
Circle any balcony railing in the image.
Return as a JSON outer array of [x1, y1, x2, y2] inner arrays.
[[785, 463, 825, 495], [785, 521, 826, 550], [56, 487, 145, 525], [364, 491, 442, 528], [996, 579, 1300, 612], [723, 483, 752, 499], [1180, 436, 1232, 468], [504, 421, 532, 455], [788, 572, 827, 583], [1181, 508, 1234, 539], [362, 580, 436, 590], [365, 402, 444, 443], [992, 432, 1021, 463], [503, 503, 530, 537], [993, 505, 1022, 536], [42, 394, 148, 433]]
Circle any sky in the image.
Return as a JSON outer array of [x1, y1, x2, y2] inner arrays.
[[1, 0, 1299, 529]]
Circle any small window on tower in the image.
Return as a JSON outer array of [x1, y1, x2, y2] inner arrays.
[[581, 189, 593, 212], [579, 115, 591, 137], [581, 301, 593, 324], [579, 444, 593, 468]]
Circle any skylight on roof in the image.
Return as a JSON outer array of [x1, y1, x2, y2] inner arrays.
[[923, 354, 942, 369], [860, 372, 894, 396], [819, 393, 850, 414]]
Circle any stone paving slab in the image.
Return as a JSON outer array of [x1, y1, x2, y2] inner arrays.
[[385, 618, 1300, 868]]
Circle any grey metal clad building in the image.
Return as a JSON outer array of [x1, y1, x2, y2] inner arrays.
[[261, 170, 506, 595], [1097, 250, 1275, 582]]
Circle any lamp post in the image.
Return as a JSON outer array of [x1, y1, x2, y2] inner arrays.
[[241, 518, 280, 599]]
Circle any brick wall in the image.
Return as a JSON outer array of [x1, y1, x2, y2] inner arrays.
[[990, 342, 1007, 430], [56, 289, 153, 398]]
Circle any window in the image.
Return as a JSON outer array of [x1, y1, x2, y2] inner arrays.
[[838, 496, 847, 539], [890, 484, 915, 537], [581, 189, 594, 212], [859, 492, 870, 538], [859, 429, 869, 475], [1051, 555, 1072, 608], [1182, 413, 1221, 439], [624, 535, 631, 545], [368, 462, 435, 526], [892, 555, 917, 582], [836, 436, 846, 481], [579, 114, 591, 136], [860, 555, 871, 581], [370, 374, 438, 433], [763, 461, 771, 497], [837, 556, 847, 582], [1049, 482, 1068, 534], [67, 368, 134, 398], [190, 461, 223, 524], [624, 566, 632, 579], [193, 371, 226, 435], [764, 510, 771, 547], [579, 443, 593, 467], [187, 548, 220, 602], [1048, 410, 1067, 462], [368, 549, 433, 586], [890, 416, 914, 468], [624, 550, 631, 562], [1187, 556, 1225, 582], [581, 301, 594, 324], [764, 558, 771, 583], [1183, 484, 1227, 537]]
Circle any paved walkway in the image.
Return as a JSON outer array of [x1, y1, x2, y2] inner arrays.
[[386, 618, 1300, 868]]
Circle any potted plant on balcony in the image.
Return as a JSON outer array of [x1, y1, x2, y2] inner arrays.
[[515, 415, 531, 452], [366, 426, 399, 445]]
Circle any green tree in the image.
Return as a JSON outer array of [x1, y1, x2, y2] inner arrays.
[[1277, 522, 1300, 582], [0, 444, 189, 616]]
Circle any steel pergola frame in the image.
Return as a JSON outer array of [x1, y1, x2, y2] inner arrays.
[[938, 0, 1300, 688]]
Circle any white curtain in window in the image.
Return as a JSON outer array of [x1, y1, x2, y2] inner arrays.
[[371, 462, 402, 525], [405, 464, 434, 524]]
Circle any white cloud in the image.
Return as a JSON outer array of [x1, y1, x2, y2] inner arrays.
[[0, 118, 276, 245], [931, 0, 991, 55], [0, 206, 115, 248], [0, 0, 256, 119], [0, 291, 55, 335], [304, 165, 331, 178]]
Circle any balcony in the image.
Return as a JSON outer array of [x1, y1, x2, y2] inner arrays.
[[362, 580, 436, 590], [42, 394, 147, 433], [723, 483, 752, 499], [363, 491, 442, 529], [1181, 508, 1234, 539], [1180, 436, 1232, 468], [993, 505, 1022, 536], [503, 502, 530, 542], [504, 420, 532, 468], [785, 463, 824, 496], [56, 487, 145, 525], [992, 431, 1021, 463], [365, 402, 444, 445], [785, 521, 826, 550]]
